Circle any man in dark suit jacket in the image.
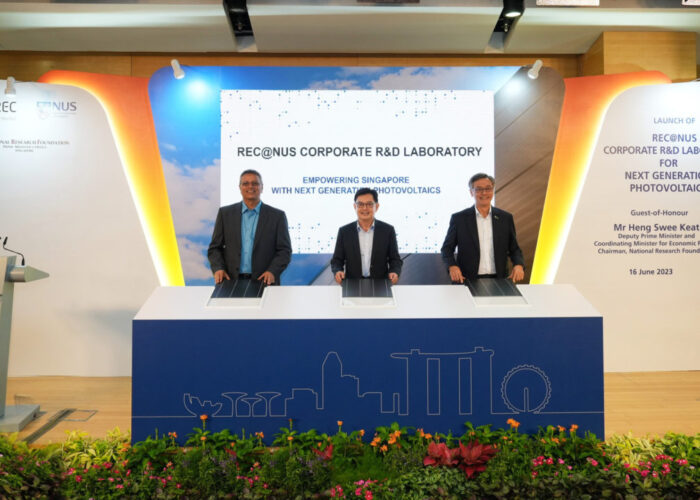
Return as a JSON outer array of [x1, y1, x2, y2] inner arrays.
[[208, 169, 292, 285], [441, 173, 524, 283], [331, 188, 402, 284]]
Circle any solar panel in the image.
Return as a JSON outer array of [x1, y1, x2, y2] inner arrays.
[[209, 278, 266, 305], [342, 278, 393, 298]]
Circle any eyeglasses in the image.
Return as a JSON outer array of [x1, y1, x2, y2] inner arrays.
[[355, 202, 376, 209], [240, 181, 261, 188], [471, 186, 493, 194]]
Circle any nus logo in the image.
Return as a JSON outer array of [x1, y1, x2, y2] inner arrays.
[[36, 101, 77, 119]]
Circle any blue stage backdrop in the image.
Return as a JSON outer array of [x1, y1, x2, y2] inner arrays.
[[132, 315, 604, 444]]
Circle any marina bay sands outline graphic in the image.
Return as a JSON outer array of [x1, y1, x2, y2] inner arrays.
[[181, 346, 567, 419]]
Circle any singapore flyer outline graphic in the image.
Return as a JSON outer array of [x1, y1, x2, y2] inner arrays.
[[500, 364, 552, 413]]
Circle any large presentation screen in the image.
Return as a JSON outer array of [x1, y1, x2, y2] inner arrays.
[[221, 89, 494, 255]]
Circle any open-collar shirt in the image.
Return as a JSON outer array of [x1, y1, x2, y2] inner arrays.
[[475, 205, 496, 275], [357, 221, 375, 278], [240, 201, 261, 274]]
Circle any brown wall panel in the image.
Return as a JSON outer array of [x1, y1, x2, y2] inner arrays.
[[496, 155, 553, 284], [133, 54, 579, 78], [0, 52, 132, 82], [579, 34, 604, 77], [2, 31, 696, 82], [579, 31, 697, 82], [353, 55, 579, 77], [1, 51, 580, 82], [133, 54, 580, 79], [494, 68, 565, 159], [603, 32, 697, 82], [130, 54, 366, 78], [494, 67, 565, 283]]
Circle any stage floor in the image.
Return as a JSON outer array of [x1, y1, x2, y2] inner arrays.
[[6, 371, 699, 446]]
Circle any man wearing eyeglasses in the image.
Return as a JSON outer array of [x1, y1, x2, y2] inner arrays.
[[441, 173, 524, 283], [208, 169, 292, 285], [331, 187, 402, 284]]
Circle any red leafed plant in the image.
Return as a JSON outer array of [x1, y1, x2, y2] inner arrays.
[[312, 443, 333, 461], [454, 440, 497, 478], [423, 442, 458, 467], [423, 440, 497, 478]]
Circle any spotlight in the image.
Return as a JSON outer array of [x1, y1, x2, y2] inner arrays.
[[503, 0, 524, 17], [170, 59, 185, 80], [5, 76, 16, 96], [528, 60, 544, 80]]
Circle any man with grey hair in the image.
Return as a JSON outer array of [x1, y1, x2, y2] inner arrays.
[[440, 173, 524, 283], [208, 169, 292, 285]]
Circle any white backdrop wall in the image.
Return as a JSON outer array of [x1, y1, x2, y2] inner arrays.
[[556, 82, 700, 372], [0, 81, 158, 376]]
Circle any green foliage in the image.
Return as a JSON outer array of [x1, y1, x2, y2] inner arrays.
[[0, 433, 64, 499], [0, 422, 697, 499], [260, 446, 332, 497], [60, 427, 130, 469], [330, 446, 391, 485], [330, 478, 394, 500], [168, 446, 240, 498], [606, 432, 665, 465], [462, 421, 504, 444], [373, 422, 413, 444], [522, 455, 700, 499], [59, 460, 141, 500], [185, 425, 238, 451], [387, 465, 478, 499], [522, 424, 605, 467], [606, 431, 700, 469], [656, 431, 700, 464], [271, 418, 299, 448], [125, 429, 180, 474]]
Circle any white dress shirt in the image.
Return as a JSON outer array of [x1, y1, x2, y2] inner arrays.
[[475, 206, 496, 275], [357, 221, 375, 277]]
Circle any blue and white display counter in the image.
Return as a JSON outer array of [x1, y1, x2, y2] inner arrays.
[[132, 285, 603, 443]]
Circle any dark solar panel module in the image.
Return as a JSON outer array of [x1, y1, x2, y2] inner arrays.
[[466, 278, 522, 297], [211, 278, 265, 299], [342, 278, 393, 298]]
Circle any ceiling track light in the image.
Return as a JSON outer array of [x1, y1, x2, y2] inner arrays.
[[528, 60, 544, 80], [5, 76, 16, 96], [490, 0, 524, 48], [170, 59, 185, 80], [223, 0, 253, 38], [503, 0, 524, 18]]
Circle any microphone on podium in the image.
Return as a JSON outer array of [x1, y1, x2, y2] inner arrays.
[[2, 237, 26, 266]]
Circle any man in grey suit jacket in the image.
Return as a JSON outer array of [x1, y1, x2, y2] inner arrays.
[[441, 173, 524, 283], [331, 188, 402, 284], [208, 170, 292, 285]]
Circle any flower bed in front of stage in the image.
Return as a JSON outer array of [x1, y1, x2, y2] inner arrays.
[[1, 419, 698, 499]]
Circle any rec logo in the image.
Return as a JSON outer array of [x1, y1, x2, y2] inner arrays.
[[36, 100, 78, 119], [0, 100, 17, 113]]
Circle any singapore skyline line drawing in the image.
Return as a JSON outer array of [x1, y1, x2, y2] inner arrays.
[[171, 346, 582, 420]]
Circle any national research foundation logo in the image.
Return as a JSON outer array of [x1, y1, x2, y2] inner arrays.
[[36, 100, 77, 119]]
